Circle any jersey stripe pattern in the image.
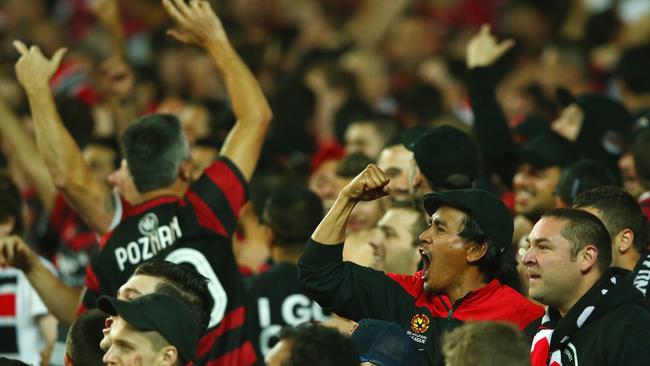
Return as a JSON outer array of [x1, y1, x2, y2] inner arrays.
[[82, 157, 255, 365]]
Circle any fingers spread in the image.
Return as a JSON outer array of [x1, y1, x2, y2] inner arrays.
[[51, 48, 68, 66]]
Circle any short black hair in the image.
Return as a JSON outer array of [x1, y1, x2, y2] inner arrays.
[[347, 117, 400, 150], [122, 114, 189, 192], [616, 43, 650, 94], [0, 172, 23, 236], [573, 186, 648, 256], [278, 323, 359, 366], [87, 136, 121, 170], [65, 309, 106, 366], [134, 260, 213, 332], [542, 208, 612, 272], [556, 159, 616, 206], [335, 153, 374, 178], [264, 187, 323, 248]]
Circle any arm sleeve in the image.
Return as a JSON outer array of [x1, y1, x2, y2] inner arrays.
[[467, 66, 519, 185], [185, 157, 250, 237], [298, 238, 414, 322]]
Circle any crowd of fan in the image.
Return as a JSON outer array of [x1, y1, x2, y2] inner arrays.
[[0, 0, 650, 365]]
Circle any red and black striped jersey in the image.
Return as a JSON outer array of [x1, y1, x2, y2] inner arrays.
[[82, 157, 256, 366]]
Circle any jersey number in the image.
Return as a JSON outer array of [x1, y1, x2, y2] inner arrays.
[[166, 248, 227, 328]]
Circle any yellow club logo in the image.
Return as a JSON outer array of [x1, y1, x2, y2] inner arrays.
[[410, 314, 430, 334]]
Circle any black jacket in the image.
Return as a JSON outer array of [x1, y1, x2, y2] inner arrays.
[[532, 268, 650, 366]]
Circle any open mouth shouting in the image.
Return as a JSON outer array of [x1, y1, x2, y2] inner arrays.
[[419, 248, 431, 280]]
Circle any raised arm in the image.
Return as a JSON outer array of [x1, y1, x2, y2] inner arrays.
[[0, 99, 57, 212], [0, 235, 81, 325], [312, 164, 390, 244], [14, 42, 115, 234], [163, 0, 272, 181]]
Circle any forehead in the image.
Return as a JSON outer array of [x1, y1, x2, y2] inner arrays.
[[118, 274, 163, 300], [430, 206, 466, 226], [529, 217, 569, 242], [379, 208, 419, 228], [346, 123, 380, 140], [377, 146, 413, 168]]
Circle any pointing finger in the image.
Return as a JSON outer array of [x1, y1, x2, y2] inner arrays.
[[13, 40, 28, 56]]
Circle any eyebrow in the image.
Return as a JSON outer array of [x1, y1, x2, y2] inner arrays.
[[117, 287, 141, 300], [527, 238, 552, 246], [380, 225, 397, 235], [432, 218, 447, 227]]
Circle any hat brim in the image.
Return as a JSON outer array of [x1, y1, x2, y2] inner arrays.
[[96, 296, 153, 332], [422, 192, 469, 217]]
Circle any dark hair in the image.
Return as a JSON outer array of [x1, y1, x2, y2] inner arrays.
[[56, 95, 94, 150], [278, 323, 359, 366], [556, 159, 617, 206], [87, 136, 121, 170], [459, 215, 520, 292], [573, 186, 648, 256], [65, 309, 106, 366], [398, 82, 443, 124], [335, 153, 374, 178], [134, 260, 213, 332], [542, 208, 612, 272], [122, 114, 189, 192], [633, 128, 650, 189], [616, 43, 650, 94], [442, 322, 529, 366], [0, 172, 23, 236], [264, 188, 323, 248]]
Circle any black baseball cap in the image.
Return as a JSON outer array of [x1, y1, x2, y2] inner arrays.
[[351, 319, 425, 366], [403, 125, 479, 190], [97, 293, 200, 363], [422, 189, 513, 253], [518, 130, 579, 169]]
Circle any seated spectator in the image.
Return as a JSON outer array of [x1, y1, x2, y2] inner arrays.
[[265, 323, 358, 366], [555, 159, 616, 207], [98, 293, 201, 366], [441, 321, 529, 366]]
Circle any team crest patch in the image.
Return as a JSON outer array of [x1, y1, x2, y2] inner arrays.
[[410, 314, 430, 334], [138, 213, 159, 235]]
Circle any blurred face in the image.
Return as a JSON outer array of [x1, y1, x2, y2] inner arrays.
[[618, 153, 645, 198], [102, 317, 168, 366], [83, 145, 117, 184], [344, 123, 384, 159], [418, 206, 470, 294], [370, 208, 420, 274], [377, 145, 414, 201], [513, 164, 561, 219], [190, 146, 219, 181], [308, 160, 340, 210], [100, 275, 163, 352], [348, 199, 385, 234], [265, 339, 293, 366], [551, 104, 584, 142], [523, 217, 582, 313]]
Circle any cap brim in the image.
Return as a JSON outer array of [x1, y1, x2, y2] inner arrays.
[[422, 192, 468, 217], [96, 296, 152, 332], [518, 149, 555, 169]]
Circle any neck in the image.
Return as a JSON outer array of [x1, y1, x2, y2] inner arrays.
[[446, 268, 488, 304], [618, 251, 642, 271], [136, 181, 187, 204], [557, 270, 601, 317], [271, 246, 302, 265]]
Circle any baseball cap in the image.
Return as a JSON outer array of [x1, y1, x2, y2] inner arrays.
[[351, 319, 425, 366], [403, 125, 479, 190], [555, 159, 616, 206], [422, 189, 513, 253], [97, 293, 200, 363], [518, 130, 579, 169]]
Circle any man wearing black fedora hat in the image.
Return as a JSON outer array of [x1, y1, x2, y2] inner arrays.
[[298, 164, 543, 366]]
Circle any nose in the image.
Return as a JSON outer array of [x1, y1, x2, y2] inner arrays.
[[513, 171, 531, 190], [102, 346, 115, 364], [521, 247, 535, 267]]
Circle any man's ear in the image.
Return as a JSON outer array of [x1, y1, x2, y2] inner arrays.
[[579, 245, 599, 273], [160, 346, 179, 366], [179, 159, 194, 182], [614, 228, 634, 254], [466, 242, 488, 264]]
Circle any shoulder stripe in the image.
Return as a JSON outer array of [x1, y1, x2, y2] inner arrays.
[[204, 158, 248, 217], [186, 190, 229, 236], [196, 306, 246, 358], [204, 341, 257, 366]]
